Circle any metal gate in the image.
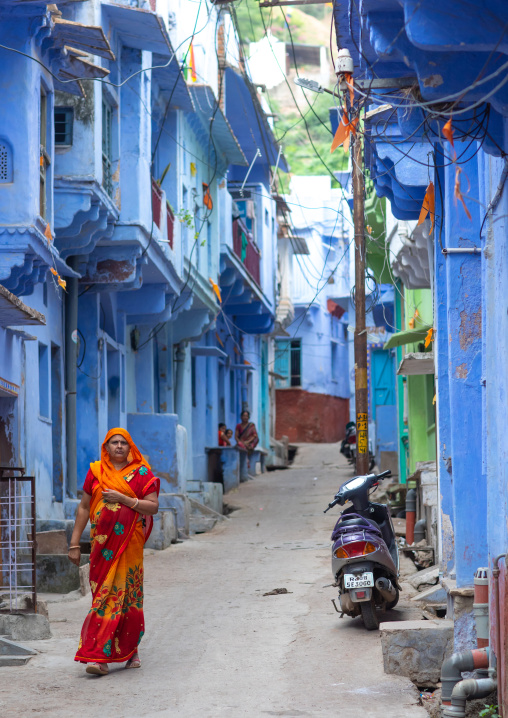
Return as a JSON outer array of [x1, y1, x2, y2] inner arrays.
[[0, 467, 36, 613]]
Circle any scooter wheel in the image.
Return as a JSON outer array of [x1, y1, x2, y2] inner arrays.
[[360, 600, 380, 630]]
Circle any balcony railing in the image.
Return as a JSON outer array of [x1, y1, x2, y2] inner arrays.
[[152, 177, 163, 229], [233, 217, 260, 286], [166, 201, 174, 249]]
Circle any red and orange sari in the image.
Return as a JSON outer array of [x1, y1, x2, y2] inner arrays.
[[75, 428, 159, 665]]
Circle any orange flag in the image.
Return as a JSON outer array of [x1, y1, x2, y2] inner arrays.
[[344, 72, 354, 108], [424, 328, 434, 349], [203, 183, 213, 211], [331, 110, 358, 154], [44, 223, 53, 245], [418, 181, 435, 232], [454, 167, 472, 221], [443, 118, 456, 160], [209, 278, 221, 303]]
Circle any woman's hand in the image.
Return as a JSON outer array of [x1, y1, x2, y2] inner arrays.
[[68, 546, 81, 566], [102, 489, 131, 506]]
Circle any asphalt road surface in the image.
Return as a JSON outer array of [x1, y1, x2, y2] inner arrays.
[[1, 444, 428, 718]]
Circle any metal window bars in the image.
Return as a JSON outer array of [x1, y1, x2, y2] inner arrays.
[[0, 468, 36, 614]]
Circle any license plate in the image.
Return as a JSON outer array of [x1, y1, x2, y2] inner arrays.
[[344, 572, 374, 589]]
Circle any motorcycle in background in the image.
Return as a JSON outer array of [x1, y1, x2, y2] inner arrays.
[[324, 469, 400, 630], [340, 421, 376, 471]]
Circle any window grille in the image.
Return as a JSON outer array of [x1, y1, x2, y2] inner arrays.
[[54, 107, 73, 146], [0, 140, 12, 183], [0, 468, 37, 614], [40, 89, 49, 219], [102, 100, 113, 198]]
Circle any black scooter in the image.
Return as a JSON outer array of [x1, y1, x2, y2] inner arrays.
[[324, 470, 400, 630]]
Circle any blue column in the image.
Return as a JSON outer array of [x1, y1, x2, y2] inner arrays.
[[443, 150, 487, 587], [434, 158, 455, 576]]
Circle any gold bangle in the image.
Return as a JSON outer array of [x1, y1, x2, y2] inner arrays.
[[131, 498, 139, 510], [68, 545, 81, 550]]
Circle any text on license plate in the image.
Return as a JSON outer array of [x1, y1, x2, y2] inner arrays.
[[344, 572, 374, 589]]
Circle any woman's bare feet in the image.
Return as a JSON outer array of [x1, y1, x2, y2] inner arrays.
[[86, 662, 109, 676], [125, 652, 141, 669]]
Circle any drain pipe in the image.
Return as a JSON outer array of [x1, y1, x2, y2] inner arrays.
[[414, 518, 427, 544], [64, 256, 78, 498], [443, 676, 497, 717], [441, 648, 490, 709], [405, 488, 417, 545], [492, 553, 506, 716]]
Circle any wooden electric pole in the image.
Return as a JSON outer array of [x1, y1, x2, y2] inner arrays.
[[352, 133, 369, 475]]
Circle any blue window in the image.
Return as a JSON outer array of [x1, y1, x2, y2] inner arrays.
[[38, 342, 49, 418], [54, 107, 73, 145], [274, 339, 301, 388]]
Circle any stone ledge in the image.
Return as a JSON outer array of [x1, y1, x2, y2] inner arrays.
[[380, 619, 454, 684]]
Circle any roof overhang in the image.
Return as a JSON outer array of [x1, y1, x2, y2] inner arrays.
[[102, 3, 172, 55], [225, 66, 288, 172], [397, 352, 434, 376], [384, 324, 432, 350], [0, 285, 46, 328], [152, 53, 194, 113], [188, 85, 247, 167]]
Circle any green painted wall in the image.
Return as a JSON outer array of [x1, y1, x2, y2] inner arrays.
[[404, 288, 436, 474]]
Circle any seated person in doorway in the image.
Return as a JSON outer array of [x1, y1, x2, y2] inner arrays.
[[235, 411, 259, 455], [218, 423, 230, 447]]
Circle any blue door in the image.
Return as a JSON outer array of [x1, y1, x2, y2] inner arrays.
[[371, 349, 397, 465]]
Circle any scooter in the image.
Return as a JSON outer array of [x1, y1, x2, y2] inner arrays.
[[324, 469, 400, 630]]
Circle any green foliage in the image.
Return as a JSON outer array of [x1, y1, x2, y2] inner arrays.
[[480, 705, 499, 718], [269, 91, 347, 190], [234, 1, 346, 185]]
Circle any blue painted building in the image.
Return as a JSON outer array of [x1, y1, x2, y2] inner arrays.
[[273, 176, 352, 443], [331, 0, 508, 684], [0, 1, 285, 543]]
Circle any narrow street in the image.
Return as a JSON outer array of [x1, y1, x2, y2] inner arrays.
[[2, 445, 427, 718]]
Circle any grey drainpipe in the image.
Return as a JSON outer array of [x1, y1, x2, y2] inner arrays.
[[441, 648, 489, 705], [65, 257, 78, 498], [443, 677, 497, 717]]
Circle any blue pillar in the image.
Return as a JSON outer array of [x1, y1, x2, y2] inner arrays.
[[443, 150, 487, 587], [434, 159, 455, 577]]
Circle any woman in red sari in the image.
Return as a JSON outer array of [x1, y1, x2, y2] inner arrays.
[[68, 428, 159, 676], [235, 410, 259, 455]]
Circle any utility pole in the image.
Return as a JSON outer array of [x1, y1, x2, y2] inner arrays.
[[352, 133, 369, 475]]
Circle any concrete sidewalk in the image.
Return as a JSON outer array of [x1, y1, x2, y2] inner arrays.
[[0, 444, 428, 717]]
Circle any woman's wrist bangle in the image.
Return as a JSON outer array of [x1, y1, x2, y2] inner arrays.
[[68, 545, 81, 550], [131, 498, 139, 510]]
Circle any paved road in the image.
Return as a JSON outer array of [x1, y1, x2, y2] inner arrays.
[[2, 444, 428, 717]]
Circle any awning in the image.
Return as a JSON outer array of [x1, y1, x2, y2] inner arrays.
[[55, 46, 110, 97], [189, 85, 247, 167], [291, 236, 310, 255], [0, 285, 46, 328], [225, 66, 288, 171], [230, 363, 256, 371], [397, 352, 434, 376], [102, 3, 172, 55], [191, 346, 228, 360], [384, 324, 432, 350], [51, 17, 115, 60], [152, 53, 194, 113]]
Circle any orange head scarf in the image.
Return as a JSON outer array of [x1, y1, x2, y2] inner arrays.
[[90, 428, 151, 496]]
